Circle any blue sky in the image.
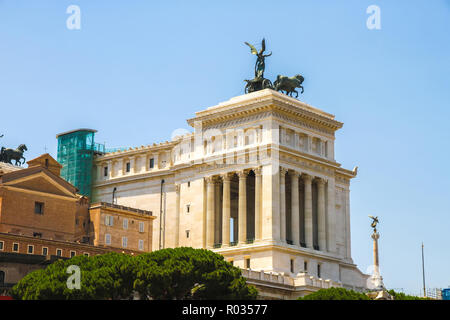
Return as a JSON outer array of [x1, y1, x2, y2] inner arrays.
[[0, 1, 449, 294]]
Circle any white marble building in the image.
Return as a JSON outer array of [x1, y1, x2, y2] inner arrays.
[[91, 89, 368, 298]]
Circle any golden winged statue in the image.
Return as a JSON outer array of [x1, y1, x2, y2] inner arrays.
[[245, 38, 272, 79], [368, 215, 379, 232]]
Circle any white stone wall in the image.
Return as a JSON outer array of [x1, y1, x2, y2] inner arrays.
[[91, 90, 367, 290]]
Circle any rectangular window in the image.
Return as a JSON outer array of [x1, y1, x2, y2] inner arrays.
[[56, 249, 62, 257], [245, 258, 251, 269], [149, 158, 154, 169], [186, 204, 190, 213], [186, 230, 190, 238], [84, 252, 89, 257], [105, 233, 111, 245], [70, 251, 76, 258], [0, 241, 4, 251], [34, 202, 44, 215], [122, 237, 128, 248], [290, 259, 294, 273], [304, 261, 308, 272], [126, 162, 130, 173], [104, 166, 108, 177], [138, 240, 144, 251], [187, 181, 190, 187], [33, 232, 42, 238], [123, 218, 128, 230], [229, 259, 234, 266], [12, 243, 19, 252], [27, 245, 34, 254], [105, 215, 114, 226], [139, 222, 145, 233], [42, 247, 48, 256], [317, 264, 321, 278]]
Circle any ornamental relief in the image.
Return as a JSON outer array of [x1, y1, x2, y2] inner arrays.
[[201, 110, 334, 137]]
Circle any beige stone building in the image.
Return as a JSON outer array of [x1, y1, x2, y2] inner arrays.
[[89, 202, 155, 252], [92, 89, 369, 298]]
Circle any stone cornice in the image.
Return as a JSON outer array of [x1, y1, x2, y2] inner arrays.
[[95, 142, 176, 162], [187, 89, 343, 133]]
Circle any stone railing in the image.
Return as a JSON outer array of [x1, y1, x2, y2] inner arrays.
[[241, 268, 342, 290]]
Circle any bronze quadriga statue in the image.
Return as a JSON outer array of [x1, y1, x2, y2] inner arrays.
[[0, 144, 27, 166], [243, 39, 305, 98]]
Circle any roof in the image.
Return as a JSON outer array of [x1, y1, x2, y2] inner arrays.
[[0, 165, 79, 195], [27, 153, 63, 169], [56, 128, 97, 138], [0, 162, 23, 175]]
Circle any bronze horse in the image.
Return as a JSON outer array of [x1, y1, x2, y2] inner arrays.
[[274, 74, 304, 98], [0, 144, 27, 166]]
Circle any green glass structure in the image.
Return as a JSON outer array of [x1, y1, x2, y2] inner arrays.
[[56, 129, 105, 200]]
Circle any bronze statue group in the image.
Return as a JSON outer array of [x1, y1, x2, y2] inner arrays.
[[244, 38, 304, 98], [0, 135, 27, 166]]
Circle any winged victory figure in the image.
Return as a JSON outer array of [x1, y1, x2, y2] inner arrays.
[[368, 215, 379, 232], [245, 38, 272, 79]]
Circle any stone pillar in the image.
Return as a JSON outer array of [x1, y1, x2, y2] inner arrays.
[[206, 176, 215, 248], [175, 184, 180, 247], [344, 188, 352, 259], [280, 167, 288, 243], [290, 171, 300, 246], [221, 173, 231, 247], [108, 160, 113, 179], [238, 170, 247, 244], [303, 174, 313, 249], [129, 156, 135, 174], [370, 231, 385, 290], [214, 180, 221, 244], [254, 167, 262, 242], [317, 178, 327, 251]]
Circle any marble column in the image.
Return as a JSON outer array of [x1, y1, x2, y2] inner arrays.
[[206, 176, 215, 248], [175, 184, 180, 247], [221, 173, 231, 247], [254, 167, 262, 242], [238, 170, 247, 244], [303, 174, 313, 249], [290, 171, 300, 246], [214, 180, 221, 244], [317, 178, 327, 251], [280, 167, 288, 243]]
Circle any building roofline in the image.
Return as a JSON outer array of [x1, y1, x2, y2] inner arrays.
[[56, 128, 97, 138]]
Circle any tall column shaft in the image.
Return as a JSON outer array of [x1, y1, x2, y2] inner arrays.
[[214, 181, 221, 244], [303, 174, 313, 248], [373, 232, 380, 274], [317, 178, 327, 251], [238, 171, 247, 244], [222, 174, 231, 247], [206, 177, 215, 248], [291, 171, 300, 246], [280, 168, 287, 242], [175, 184, 180, 247], [254, 167, 262, 241]]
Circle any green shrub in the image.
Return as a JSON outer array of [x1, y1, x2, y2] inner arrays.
[[11, 247, 257, 300], [298, 287, 370, 300]]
